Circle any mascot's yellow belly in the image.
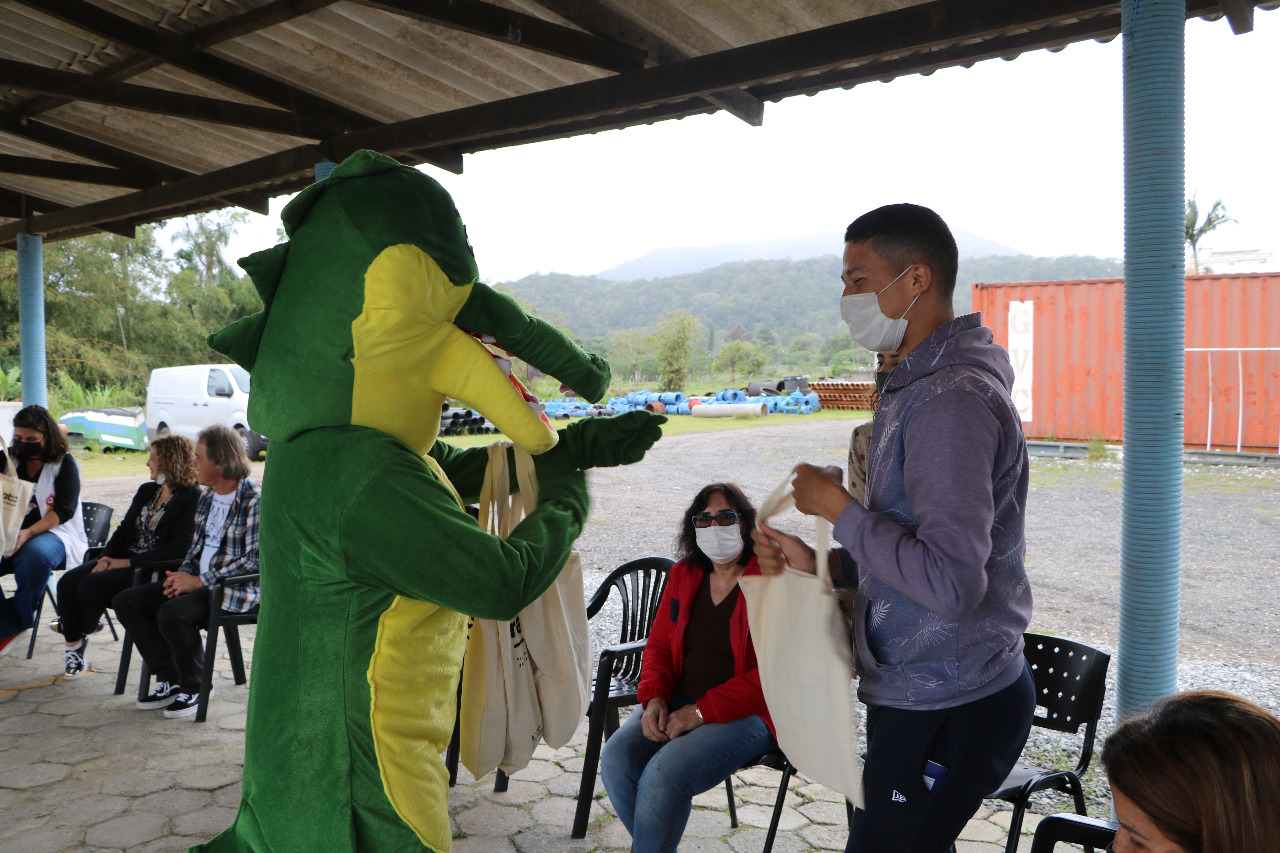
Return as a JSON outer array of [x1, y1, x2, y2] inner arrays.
[[369, 597, 467, 852]]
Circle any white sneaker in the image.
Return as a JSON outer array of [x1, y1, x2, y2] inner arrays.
[[63, 640, 87, 678]]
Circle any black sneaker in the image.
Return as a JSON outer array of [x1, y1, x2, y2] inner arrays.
[[63, 640, 87, 679], [49, 619, 104, 636], [163, 692, 200, 719], [137, 681, 178, 710]]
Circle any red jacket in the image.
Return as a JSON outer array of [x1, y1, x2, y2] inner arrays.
[[635, 557, 774, 734]]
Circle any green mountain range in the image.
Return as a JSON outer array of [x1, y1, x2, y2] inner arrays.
[[499, 253, 1123, 346]]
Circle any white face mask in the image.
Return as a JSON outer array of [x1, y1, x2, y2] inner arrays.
[[695, 524, 744, 565], [840, 265, 921, 352]]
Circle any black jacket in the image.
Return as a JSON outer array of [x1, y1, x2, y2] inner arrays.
[[102, 481, 201, 570]]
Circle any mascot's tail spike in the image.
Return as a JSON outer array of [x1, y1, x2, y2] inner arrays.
[[455, 283, 610, 403], [208, 242, 290, 371], [208, 311, 268, 372], [238, 242, 289, 307]]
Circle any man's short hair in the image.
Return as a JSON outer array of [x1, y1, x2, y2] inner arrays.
[[844, 204, 959, 303], [198, 424, 251, 481]]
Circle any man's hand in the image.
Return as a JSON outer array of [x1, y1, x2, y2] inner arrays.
[[163, 570, 203, 598], [752, 520, 818, 576], [12, 528, 31, 554], [664, 704, 705, 738], [641, 697, 670, 742], [792, 463, 855, 523]]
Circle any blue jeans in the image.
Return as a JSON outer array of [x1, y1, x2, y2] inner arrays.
[[600, 698, 777, 853], [0, 531, 66, 636]]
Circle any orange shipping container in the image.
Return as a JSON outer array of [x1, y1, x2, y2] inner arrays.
[[972, 273, 1280, 453]]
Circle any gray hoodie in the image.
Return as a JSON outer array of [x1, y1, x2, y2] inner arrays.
[[834, 313, 1032, 710]]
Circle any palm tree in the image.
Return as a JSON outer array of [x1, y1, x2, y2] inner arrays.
[[1185, 196, 1235, 274]]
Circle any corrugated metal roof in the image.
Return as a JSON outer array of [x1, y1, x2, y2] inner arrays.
[[1, 0, 1275, 245]]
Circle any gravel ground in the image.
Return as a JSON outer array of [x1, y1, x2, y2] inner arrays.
[[79, 419, 1280, 813]]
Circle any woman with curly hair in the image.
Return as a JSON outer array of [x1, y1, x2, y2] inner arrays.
[[1103, 690, 1280, 853], [1, 405, 87, 656], [54, 434, 201, 678]]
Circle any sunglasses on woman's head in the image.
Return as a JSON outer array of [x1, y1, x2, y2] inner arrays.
[[691, 509, 739, 528]]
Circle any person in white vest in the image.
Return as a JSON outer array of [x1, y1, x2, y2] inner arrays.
[[1, 405, 88, 656]]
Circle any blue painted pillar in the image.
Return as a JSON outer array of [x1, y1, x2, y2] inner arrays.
[[1118, 0, 1185, 718], [315, 161, 337, 182], [17, 232, 48, 408]]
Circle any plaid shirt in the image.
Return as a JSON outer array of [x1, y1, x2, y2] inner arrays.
[[179, 478, 261, 613]]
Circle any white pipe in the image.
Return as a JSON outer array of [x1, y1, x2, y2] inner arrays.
[[690, 402, 768, 418]]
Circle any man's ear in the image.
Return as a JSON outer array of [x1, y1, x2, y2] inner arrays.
[[908, 262, 934, 297]]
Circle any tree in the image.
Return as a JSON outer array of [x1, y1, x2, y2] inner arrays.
[[726, 323, 748, 342], [656, 310, 700, 392], [753, 325, 777, 348], [609, 330, 657, 383], [714, 340, 763, 382], [1185, 196, 1234, 274]]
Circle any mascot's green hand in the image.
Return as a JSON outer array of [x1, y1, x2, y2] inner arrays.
[[546, 411, 666, 471]]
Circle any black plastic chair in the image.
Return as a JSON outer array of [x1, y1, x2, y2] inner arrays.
[[197, 572, 259, 721], [1029, 813, 1117, 853], [27, 500, 115, 658], [571, 556, 673, 839], [113, 559, 181, 697], [113, 567, 259, 723], [989, 633, 1112, 853], [723, 750, 809, 853]]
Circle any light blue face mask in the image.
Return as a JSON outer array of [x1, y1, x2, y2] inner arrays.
[[839, 265, 920, 352]]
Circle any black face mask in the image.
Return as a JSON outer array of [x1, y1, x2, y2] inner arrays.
[[874, 371, 890, 395], [10, 440, 42, 461]]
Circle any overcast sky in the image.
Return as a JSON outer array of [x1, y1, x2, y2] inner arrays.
[[216, 12, 1280, 283]]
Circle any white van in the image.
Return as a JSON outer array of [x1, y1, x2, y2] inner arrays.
[[145, 364, 267, 459]]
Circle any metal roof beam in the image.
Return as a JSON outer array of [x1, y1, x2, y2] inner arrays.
[[0, 118, 272, 214], [352, 0, 645, 73], [0, 118, 190, 183], [0, 0, 1119, 242], [0, 190, 65, 219], [10, 0, 1266, 243], [0, 154, 152, 189], [9, 0, 463, 173], [529, 0, 763, 126], [0, 59, 345, 139], [13, 0, 366, 129], [330, 0, 1119, 153], [183, 0, 344, 49], [1220, 0, 1256, 32]]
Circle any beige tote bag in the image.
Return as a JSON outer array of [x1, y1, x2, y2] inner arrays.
[[1, 448, 35, 558], [740, 474, 864, 807], [510, 447, 592, 749], [459, 443, 543, 778]]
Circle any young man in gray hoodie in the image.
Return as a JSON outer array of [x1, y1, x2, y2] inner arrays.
[[753, 203, 1034, 852]]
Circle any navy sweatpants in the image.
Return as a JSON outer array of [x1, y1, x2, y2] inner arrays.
[[847, 663, 1036, 853]]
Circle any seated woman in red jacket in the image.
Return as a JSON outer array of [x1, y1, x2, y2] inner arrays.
[[600, 482, 777, 853]]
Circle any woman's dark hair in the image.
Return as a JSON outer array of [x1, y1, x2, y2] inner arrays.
[[152, 434, 198, 489], [13, 404, 69, 462], [675, 482, 756, 573], [1102, 690, 1280, 853]]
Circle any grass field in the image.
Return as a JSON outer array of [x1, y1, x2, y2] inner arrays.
[[68, 409, 873, 476]]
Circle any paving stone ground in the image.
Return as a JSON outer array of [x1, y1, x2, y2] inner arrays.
[[1, 614, 1058, 853]]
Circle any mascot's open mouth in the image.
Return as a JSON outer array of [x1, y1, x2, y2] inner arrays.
[[473, 333, 552, 428]]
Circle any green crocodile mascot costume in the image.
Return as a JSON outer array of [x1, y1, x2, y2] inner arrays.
[[196, 150, 664, 853]]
